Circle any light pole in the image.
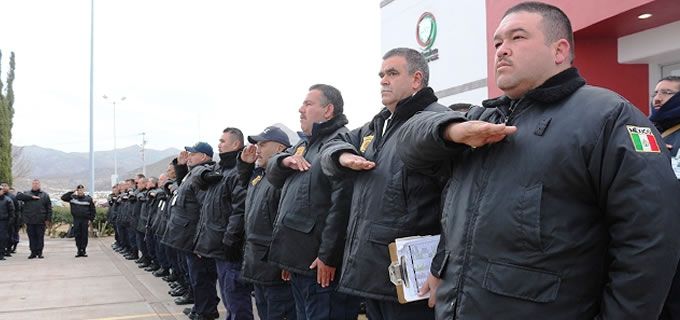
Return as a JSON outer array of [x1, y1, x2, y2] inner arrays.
[[103, 95, 126, 185]]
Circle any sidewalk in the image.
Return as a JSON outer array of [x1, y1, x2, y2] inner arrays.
[[0, 236, 229, 320]]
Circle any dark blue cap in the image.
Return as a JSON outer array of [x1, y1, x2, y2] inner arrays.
[[248, 126, 291, 147], [185, 141, 214, 158]]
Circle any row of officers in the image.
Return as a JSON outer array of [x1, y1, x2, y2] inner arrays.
[[105, 4, 680, 318]]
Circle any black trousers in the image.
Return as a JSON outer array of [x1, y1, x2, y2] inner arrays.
[[365, 298, 434, 320], [26, 223, 46, 254], [0, 220, 8, 254], [73, 218, 89, 251]]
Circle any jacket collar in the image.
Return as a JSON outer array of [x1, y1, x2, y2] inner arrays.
[[309, 114, 349, 144], [370, 87, 438, 130], [483, 67, 586, 108], [219, 149, 241, 169]]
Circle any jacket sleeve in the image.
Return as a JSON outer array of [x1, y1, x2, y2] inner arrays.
[[591, 103, 680, 318], [173, 158, 189, 185], [397, 111, 468, 177], [7, 199, 15, 223], [320, 126, 366, 178], [236, 157, 255, 188], [223, 172, 247, 247], [44, 194, 53, 221], [266, 151, 295, 188], [317, 175, 353, 267], [61, 191, 74, 202], [15, 192, 34, 201]]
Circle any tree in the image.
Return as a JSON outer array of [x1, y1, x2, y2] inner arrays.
[[0, 50, 16, 185]]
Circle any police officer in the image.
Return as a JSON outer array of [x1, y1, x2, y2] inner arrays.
[[61, 184, 96, 257], [267, 84, 360, 319], [161, 143, 215, 308], [320, 48, 449, 319], [16, 179, 52, 259], [1, 183, 20, 255], [239, 125, 296, 320], [0, 185, 15, 260]]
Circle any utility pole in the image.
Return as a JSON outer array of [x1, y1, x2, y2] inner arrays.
[[140, 132, 147, 176], [88, 0, 95, 196]]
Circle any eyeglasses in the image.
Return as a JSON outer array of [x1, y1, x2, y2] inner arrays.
[[651, 89, 678, 98]]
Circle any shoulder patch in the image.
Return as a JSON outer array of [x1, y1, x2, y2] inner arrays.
[[626, 125, 661, 153], [294, 146, 306, 156], [360, 135, 374, 153]]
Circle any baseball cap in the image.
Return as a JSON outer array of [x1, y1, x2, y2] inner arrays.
[[185, 141, 214, 158], [248, 126, 291, 147]]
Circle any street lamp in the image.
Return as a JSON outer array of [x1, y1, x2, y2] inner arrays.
[[103, 95, 126, 185]]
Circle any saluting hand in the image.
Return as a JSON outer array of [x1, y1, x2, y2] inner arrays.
[[177, 151, 189, 165], [309, 257, 336, 288], [241, 144, 257, 164], [338, 152, 375, 171], [444, 120, 517, 149], [282, 155, 311, 172]]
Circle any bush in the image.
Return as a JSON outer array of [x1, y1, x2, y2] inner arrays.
[[48, 206, 114, 238]]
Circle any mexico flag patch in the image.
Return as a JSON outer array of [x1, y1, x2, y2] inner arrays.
[[626, 125, 661, 153]]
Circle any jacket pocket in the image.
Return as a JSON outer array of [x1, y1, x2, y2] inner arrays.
[[282, 213, 315, 233], [514, 183, 544, 252], [368, 224, 400, 245], [482, 260, 560, 303]]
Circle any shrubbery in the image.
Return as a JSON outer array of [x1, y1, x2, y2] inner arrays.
[[49, 206, 114, 238]]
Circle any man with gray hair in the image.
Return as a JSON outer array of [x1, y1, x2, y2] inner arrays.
[[320, 48, 449, 319], [16, 179, 52, 259]]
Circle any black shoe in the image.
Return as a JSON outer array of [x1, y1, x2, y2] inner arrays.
[[174, 293, 194, 305], [169, 281, 181, 289], [144, 263, 159, 272], [153, 268, 169, 277], [134, 257, 145, 264], [125, 255, 139, 260], [169, 286, 186, 297], [163, 273, 178, 282], [0, 256, 5, 260], [10, 243, 17, 253], [28, 254, 37, 259], [4, 252, 11, 257], [137, 261, 150, 268], [183, 308, 193, 316], [38, 254, 44, 259]]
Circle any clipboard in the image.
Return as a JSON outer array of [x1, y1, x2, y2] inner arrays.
[[388, 234, 441, 304]]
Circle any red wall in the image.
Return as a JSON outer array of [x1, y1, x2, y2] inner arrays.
[[573, 36, 649, 113]]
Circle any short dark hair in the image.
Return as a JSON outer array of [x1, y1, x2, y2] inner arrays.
[[659, 75, 680, 83], [382, 48, 430, 88], [504, 1, 575, 63], [136, 173, 145, 179], [309, 84, 344, 116], [223, 127, 245, 148]]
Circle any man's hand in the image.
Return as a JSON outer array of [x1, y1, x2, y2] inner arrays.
[[444, 121, 517, 148], [309, 257, 336, 288], [241, 145, 257, 164], [418, 273, 441, 308], [32, 195, 40, 200], [338, 153, 376, 171], [281, 270, 291, 281], [177, 151, 189, 165], [282, 155, 311, 171]]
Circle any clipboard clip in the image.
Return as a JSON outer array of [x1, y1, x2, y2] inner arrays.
[[388, 256, 410, 288]]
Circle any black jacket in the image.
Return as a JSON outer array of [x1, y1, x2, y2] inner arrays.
[[135, 189, 151, 233], [398, 68, 680, 319], [116, 190, 133, 227], [267, 114, 353, 275], [193, 150, 247, 261], [161, 161, 212, 253], [238, 159, 286, 286], [151, 182, 173, 238], [61, 191, 96, 220], [142, 188, 163, 233], [16, 189, 52, 224], [320, 87, 448, 301], [130, 188, 147, 233], [107, 193, 119, 223], [5, 193, 20, 226], [0, 194, 15, 221]]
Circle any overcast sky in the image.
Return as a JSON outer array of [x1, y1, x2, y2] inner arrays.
[[0, 0, 383, 153]]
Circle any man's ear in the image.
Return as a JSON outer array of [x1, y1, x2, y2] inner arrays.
[[324, 104, 335, 120], [553, 39, 570, 65]]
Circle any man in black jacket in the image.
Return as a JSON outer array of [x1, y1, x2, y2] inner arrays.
[[1, 183, 20, 255], [267, 84, 360, 319], [61, 184, 96, 257], [0, 186, 15, 260], [397, 2, 680, 319], [190, 127, 252, 320], [17, 179, 52, 259], [239, 125, 296, 320], [161, 143, 214, 308], [320, 48, 448, 319]]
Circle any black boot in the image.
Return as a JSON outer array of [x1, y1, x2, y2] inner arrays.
[[38, 251, 44, 259], [28, 251, 37, 259], [174, 292, 194, 305]]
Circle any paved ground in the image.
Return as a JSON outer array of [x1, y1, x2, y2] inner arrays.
[[0, 235, 231, 320]]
